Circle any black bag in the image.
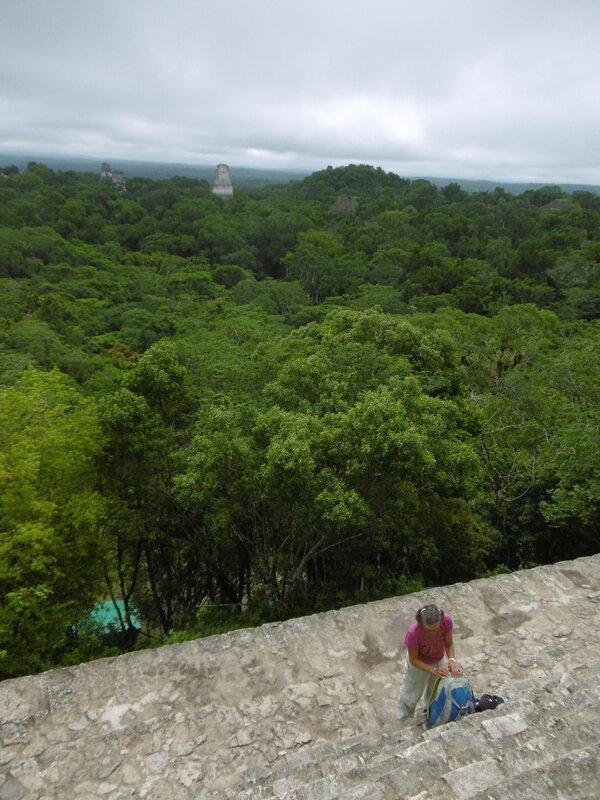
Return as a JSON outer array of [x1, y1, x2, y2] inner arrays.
[[474, 693, 505, 712]]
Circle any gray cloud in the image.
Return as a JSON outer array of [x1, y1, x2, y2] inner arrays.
[[1, 0, 599, 182]]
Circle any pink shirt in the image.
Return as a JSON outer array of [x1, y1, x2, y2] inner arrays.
[[404, 614, 453, 664]]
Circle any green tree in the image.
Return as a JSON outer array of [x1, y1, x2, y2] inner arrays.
[[539, 323, 600, 557], [97, 341, 197, 635], [0, 368, 105, 677], [283, 230, 368, 302]]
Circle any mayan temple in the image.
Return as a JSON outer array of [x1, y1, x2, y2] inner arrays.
[[211, 163, 234, 199], [1, 555, 599, 798], [99, 162, 126, 191]]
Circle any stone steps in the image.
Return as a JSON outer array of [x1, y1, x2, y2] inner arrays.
[[230, 656, 600, 800], [5, 659, 599, 800], [262, 706, 600, 800], [2, 554, 600, 800]]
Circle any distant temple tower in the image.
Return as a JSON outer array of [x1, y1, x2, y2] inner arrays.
[[99, 162, 112, 181], [99, 162, 126, 190], [211, 164, 234, 199]]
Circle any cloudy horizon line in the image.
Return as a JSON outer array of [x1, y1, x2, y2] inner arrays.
[[3, 147, 600, 192]]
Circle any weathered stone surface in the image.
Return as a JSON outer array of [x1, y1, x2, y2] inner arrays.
[[480, 712, 528, 738], [444, 757, 506, 799], [211, 163, 234, 198], [552, 625, 572, 637], [345, 784, 385, 800], [1, 555, 600, 799]]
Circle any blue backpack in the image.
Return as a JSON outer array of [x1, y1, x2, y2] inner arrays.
[[426, 674, 476, 728]]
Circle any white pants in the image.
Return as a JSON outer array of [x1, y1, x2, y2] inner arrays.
[[396, 653, 446, 720]]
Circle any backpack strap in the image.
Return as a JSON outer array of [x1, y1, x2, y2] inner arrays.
[[426, 676, 443, 723]]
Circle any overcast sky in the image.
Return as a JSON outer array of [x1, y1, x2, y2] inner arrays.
[[2, 0, 599, 183]]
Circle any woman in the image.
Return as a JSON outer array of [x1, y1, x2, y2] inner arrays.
[[396, 604, 461, 721]]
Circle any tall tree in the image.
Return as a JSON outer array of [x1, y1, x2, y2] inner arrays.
[[0, 368, 105, 677]]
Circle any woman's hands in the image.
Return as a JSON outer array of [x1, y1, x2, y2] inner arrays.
[[448, 660, 461, 677], [431, 660, 461, 678]]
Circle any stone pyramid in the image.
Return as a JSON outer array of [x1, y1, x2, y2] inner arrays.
[[211, 164, 234, 199], [1, 554, 599, 799]]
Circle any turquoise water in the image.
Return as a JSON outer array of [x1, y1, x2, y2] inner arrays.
[[90, 600, 141, 631]]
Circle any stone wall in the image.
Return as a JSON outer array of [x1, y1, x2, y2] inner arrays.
[[1, 554, 599, 799]]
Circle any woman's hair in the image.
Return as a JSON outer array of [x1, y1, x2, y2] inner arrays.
[[416, 604, 443, 625]]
